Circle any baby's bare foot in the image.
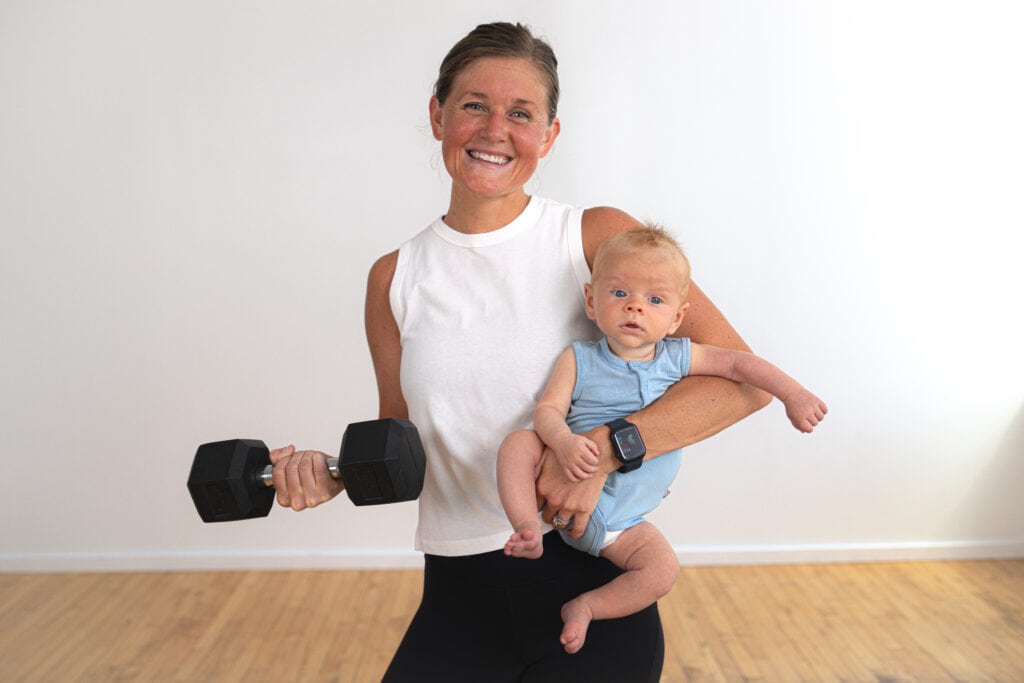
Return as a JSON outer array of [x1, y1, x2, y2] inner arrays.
[[560, 598, 594, 654], [504, 523, 543, 559]]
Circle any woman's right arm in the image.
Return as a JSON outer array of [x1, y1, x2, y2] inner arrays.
[[365, 250, 409, 420], [269, 251, 407, 511]]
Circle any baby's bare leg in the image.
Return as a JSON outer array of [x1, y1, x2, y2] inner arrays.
[[497, 430, 546, 559], [560, 522, 679, 654]]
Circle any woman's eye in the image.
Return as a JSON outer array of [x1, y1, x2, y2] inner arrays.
[[510, 110, 531, 121], [464, 102, 485, 112]]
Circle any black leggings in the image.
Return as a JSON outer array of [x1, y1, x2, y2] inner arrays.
[[382, 531, 664, 682]]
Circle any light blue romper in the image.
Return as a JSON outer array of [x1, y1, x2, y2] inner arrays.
[[561, 337, 691, 556]]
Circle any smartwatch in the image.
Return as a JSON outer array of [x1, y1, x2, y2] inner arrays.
[[606, 418, 646, 473]]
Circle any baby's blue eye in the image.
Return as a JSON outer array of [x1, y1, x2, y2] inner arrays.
[[648, 296, 664, 305], [612, 290, 627, 298]]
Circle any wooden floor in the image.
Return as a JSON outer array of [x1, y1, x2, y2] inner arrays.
[[1, 560, 1022, 682]]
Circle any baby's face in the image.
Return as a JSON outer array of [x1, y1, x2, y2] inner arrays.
[[585, 250, 689, 361]]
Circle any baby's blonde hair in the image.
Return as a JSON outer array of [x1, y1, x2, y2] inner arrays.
[[591, 223, 691, 301]]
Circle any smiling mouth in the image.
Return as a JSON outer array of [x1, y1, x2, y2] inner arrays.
[[469, 150, 511, 165]]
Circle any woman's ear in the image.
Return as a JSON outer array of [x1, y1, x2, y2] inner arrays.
[[538, 117, 561, 158], [429, 96, 444, 141]]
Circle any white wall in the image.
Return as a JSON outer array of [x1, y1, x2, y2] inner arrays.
[[2, 1, 1021, 571]]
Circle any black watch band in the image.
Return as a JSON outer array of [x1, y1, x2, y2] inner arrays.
[[606, 418, 646, 473]]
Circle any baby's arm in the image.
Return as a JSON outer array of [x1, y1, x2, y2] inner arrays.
[[689, 343, 828, 433], [534, 348, 601, 481]]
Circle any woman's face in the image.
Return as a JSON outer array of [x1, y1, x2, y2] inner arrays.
[[430, 57, 560, 202]]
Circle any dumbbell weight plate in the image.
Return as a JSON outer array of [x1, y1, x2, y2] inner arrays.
[[341, 418, 426, 506], [187, 439, 275, 523]]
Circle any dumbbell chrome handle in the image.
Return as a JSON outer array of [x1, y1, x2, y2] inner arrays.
[[256, 458, 341, 487]]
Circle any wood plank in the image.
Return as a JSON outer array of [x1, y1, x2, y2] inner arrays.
[[1, 561, 1022, 682]]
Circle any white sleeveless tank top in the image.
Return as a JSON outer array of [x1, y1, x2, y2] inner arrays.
[[390, 196, 596, 555]]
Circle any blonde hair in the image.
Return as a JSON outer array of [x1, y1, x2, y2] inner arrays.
[[591, 223, 691, 301]]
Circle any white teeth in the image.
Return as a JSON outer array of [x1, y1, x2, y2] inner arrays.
[[469, 150, 510, 164]]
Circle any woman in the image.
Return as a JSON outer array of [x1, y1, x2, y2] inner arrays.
[[271, 22, 769, 681]]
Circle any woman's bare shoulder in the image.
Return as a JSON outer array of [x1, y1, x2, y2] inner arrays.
[[580, 206, 640, 266], [367, 250, 399, 291]]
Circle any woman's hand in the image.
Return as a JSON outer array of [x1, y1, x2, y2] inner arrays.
[[535, 437, 609, 539], [268, 445, 345, 511]]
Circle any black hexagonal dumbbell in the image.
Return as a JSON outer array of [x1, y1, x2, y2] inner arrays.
[[187, 418, 425, 523]]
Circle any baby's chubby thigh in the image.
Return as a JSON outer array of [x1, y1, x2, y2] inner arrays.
[[599, 522, 681, 596], [498, 429, 548, 475]]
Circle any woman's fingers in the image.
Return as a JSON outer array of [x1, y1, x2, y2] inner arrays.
[[270, 448, 333, 510]]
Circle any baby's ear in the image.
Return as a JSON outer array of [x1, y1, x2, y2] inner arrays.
[[669, 301, 691, 334], [583, 283, 597, 320]]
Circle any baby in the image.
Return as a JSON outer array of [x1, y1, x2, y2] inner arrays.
[[497, 224, 827, 653]]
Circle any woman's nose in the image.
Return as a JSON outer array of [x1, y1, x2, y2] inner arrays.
[[483, 111, 507, 140]]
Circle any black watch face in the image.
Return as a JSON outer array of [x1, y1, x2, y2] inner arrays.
[[613, 425, 645, 461]]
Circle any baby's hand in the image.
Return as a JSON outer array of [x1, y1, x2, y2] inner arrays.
[[785, 389, 828, 433], [553, 434, 601, 482]]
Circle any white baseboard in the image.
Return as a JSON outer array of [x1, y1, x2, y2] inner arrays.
[[0, 549, 425, 573], [673, 539, 1024, 566], [2, 540, 1021, 573]]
